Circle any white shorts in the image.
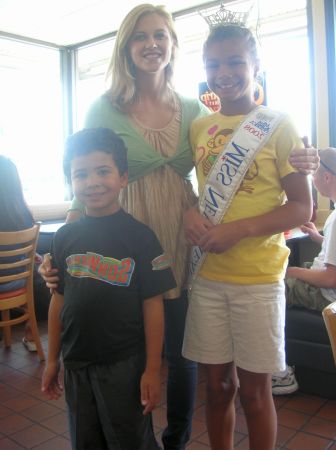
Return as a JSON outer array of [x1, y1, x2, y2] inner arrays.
[[182, 276, 286, 374]]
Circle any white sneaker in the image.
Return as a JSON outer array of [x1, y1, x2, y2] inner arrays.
[[272, 365, 299, 395]]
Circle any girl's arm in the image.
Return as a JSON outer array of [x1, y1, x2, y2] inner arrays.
[[41, 291, 64, 400], [141, 294, 164, 415], [199, 172, 312, 253]]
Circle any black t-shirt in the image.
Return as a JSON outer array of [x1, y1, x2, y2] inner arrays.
[[52, 209, 176, 368]]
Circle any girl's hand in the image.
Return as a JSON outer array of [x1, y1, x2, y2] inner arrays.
[[199, 221, 246, 253], [183, 206, 213, 245], [38, 253, 59, 290], [140, 370, 161, 415], [41, 361, 63, 400], [289, 137, 319, 175], [301, 222, 323, 243]]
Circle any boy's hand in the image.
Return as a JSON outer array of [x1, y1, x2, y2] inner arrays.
[[38, 253, 59, 291], [140, 370, 161, 415], [301, 221, 321, 240], [41, 361, 63, 400], [199, 221, 245, 253], [183, 206, 213, 245]]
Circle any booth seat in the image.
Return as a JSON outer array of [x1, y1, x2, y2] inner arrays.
[[285, 306, 336, 399]]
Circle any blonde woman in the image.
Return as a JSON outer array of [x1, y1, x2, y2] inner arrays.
[[40, 4, 318, 449]]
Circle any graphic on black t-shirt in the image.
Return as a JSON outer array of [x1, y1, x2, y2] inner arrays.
[[66, 252, 135, 287]]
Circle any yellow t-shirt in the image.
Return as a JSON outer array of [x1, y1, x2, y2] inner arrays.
[[190, 111, 303, 284]]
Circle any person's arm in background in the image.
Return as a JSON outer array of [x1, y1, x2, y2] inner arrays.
[[300, 221, 324, 245], [286, 264, 336, 288]]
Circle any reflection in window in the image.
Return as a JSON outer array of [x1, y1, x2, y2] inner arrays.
[[0, 38, 64, 204]]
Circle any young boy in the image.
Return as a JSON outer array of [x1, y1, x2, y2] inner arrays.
[[41, 127, 176, 450], [273, 147, 336, 395]]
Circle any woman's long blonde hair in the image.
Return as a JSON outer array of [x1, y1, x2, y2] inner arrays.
[[106, 4, 178, 110]]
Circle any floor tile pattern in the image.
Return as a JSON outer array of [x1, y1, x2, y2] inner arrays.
[[1, 322, 336, 449]]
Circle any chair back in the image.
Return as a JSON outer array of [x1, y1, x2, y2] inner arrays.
[[0, 223, 45, 361], [0, 224, 40, 294], [322, 301, 336, 365]]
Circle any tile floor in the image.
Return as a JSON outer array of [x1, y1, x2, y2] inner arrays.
[[1, 322, 336, 450]]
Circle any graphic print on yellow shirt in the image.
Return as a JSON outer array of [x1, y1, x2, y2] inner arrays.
[[190, 112, 303, 285], [199, 124, 259, 195]]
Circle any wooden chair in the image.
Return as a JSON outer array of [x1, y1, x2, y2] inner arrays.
[[322, 301, 336, 365], [0, 224, 45, 361]]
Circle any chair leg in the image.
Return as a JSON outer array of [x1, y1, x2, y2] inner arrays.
[[27, 316, 45, 362], [2, 310, 11, 347]]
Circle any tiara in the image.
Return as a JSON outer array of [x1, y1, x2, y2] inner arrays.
[[198, 2, 253, 29]]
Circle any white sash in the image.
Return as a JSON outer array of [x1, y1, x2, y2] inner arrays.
[[189, 105, 284, 284]]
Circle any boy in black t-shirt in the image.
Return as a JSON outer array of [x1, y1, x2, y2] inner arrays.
[[41, 128, 176, 450]]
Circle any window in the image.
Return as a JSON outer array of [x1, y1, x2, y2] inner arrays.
[[0, 0, 312, 216], [0, 38, 64, 205], [74, 38, 115, 130]]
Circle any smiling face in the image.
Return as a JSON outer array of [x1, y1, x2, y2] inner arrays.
[[127, 12, 173, 75], [71, 151, 128, 217], [204, 37, 258, 113]]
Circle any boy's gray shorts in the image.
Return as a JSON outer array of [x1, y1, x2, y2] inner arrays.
[[64, 353, 160, 450]]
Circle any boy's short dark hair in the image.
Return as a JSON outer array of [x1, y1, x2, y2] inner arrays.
[[63, 127, 128, 181]]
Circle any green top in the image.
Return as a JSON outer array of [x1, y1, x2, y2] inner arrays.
[[83, 93, 209, 183]]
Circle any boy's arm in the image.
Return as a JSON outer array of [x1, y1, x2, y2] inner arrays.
[[199, 172, 312, 253], [141, 294, 164, 415], [287, 264, 336, 289], [41, 291, 64, 400]]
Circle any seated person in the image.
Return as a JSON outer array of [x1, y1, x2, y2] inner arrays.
[[0, 155, 50, 351], [272, 147, 336, 395]]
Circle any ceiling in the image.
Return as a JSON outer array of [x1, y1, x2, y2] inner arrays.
[[0, 0, 215, 46]]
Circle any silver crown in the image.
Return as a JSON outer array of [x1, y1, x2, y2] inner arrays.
[[199, 2, 253, 28]]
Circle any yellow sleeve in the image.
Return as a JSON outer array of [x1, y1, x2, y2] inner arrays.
[[275, 115, 303, 179]]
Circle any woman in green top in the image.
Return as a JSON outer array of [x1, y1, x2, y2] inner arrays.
[[41, 4, 318, 449]]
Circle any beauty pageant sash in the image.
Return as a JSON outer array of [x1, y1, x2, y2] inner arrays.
[[189, 105, 284, 284]]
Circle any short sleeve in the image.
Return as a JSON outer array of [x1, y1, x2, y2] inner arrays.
[[275, 115, 303, 179], [135, 228, 176, 300]]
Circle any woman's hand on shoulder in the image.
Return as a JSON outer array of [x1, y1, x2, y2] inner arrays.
[[38, 253, 59, 290], [183, 206, 213, 246], [289, 137, 319, 175]]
